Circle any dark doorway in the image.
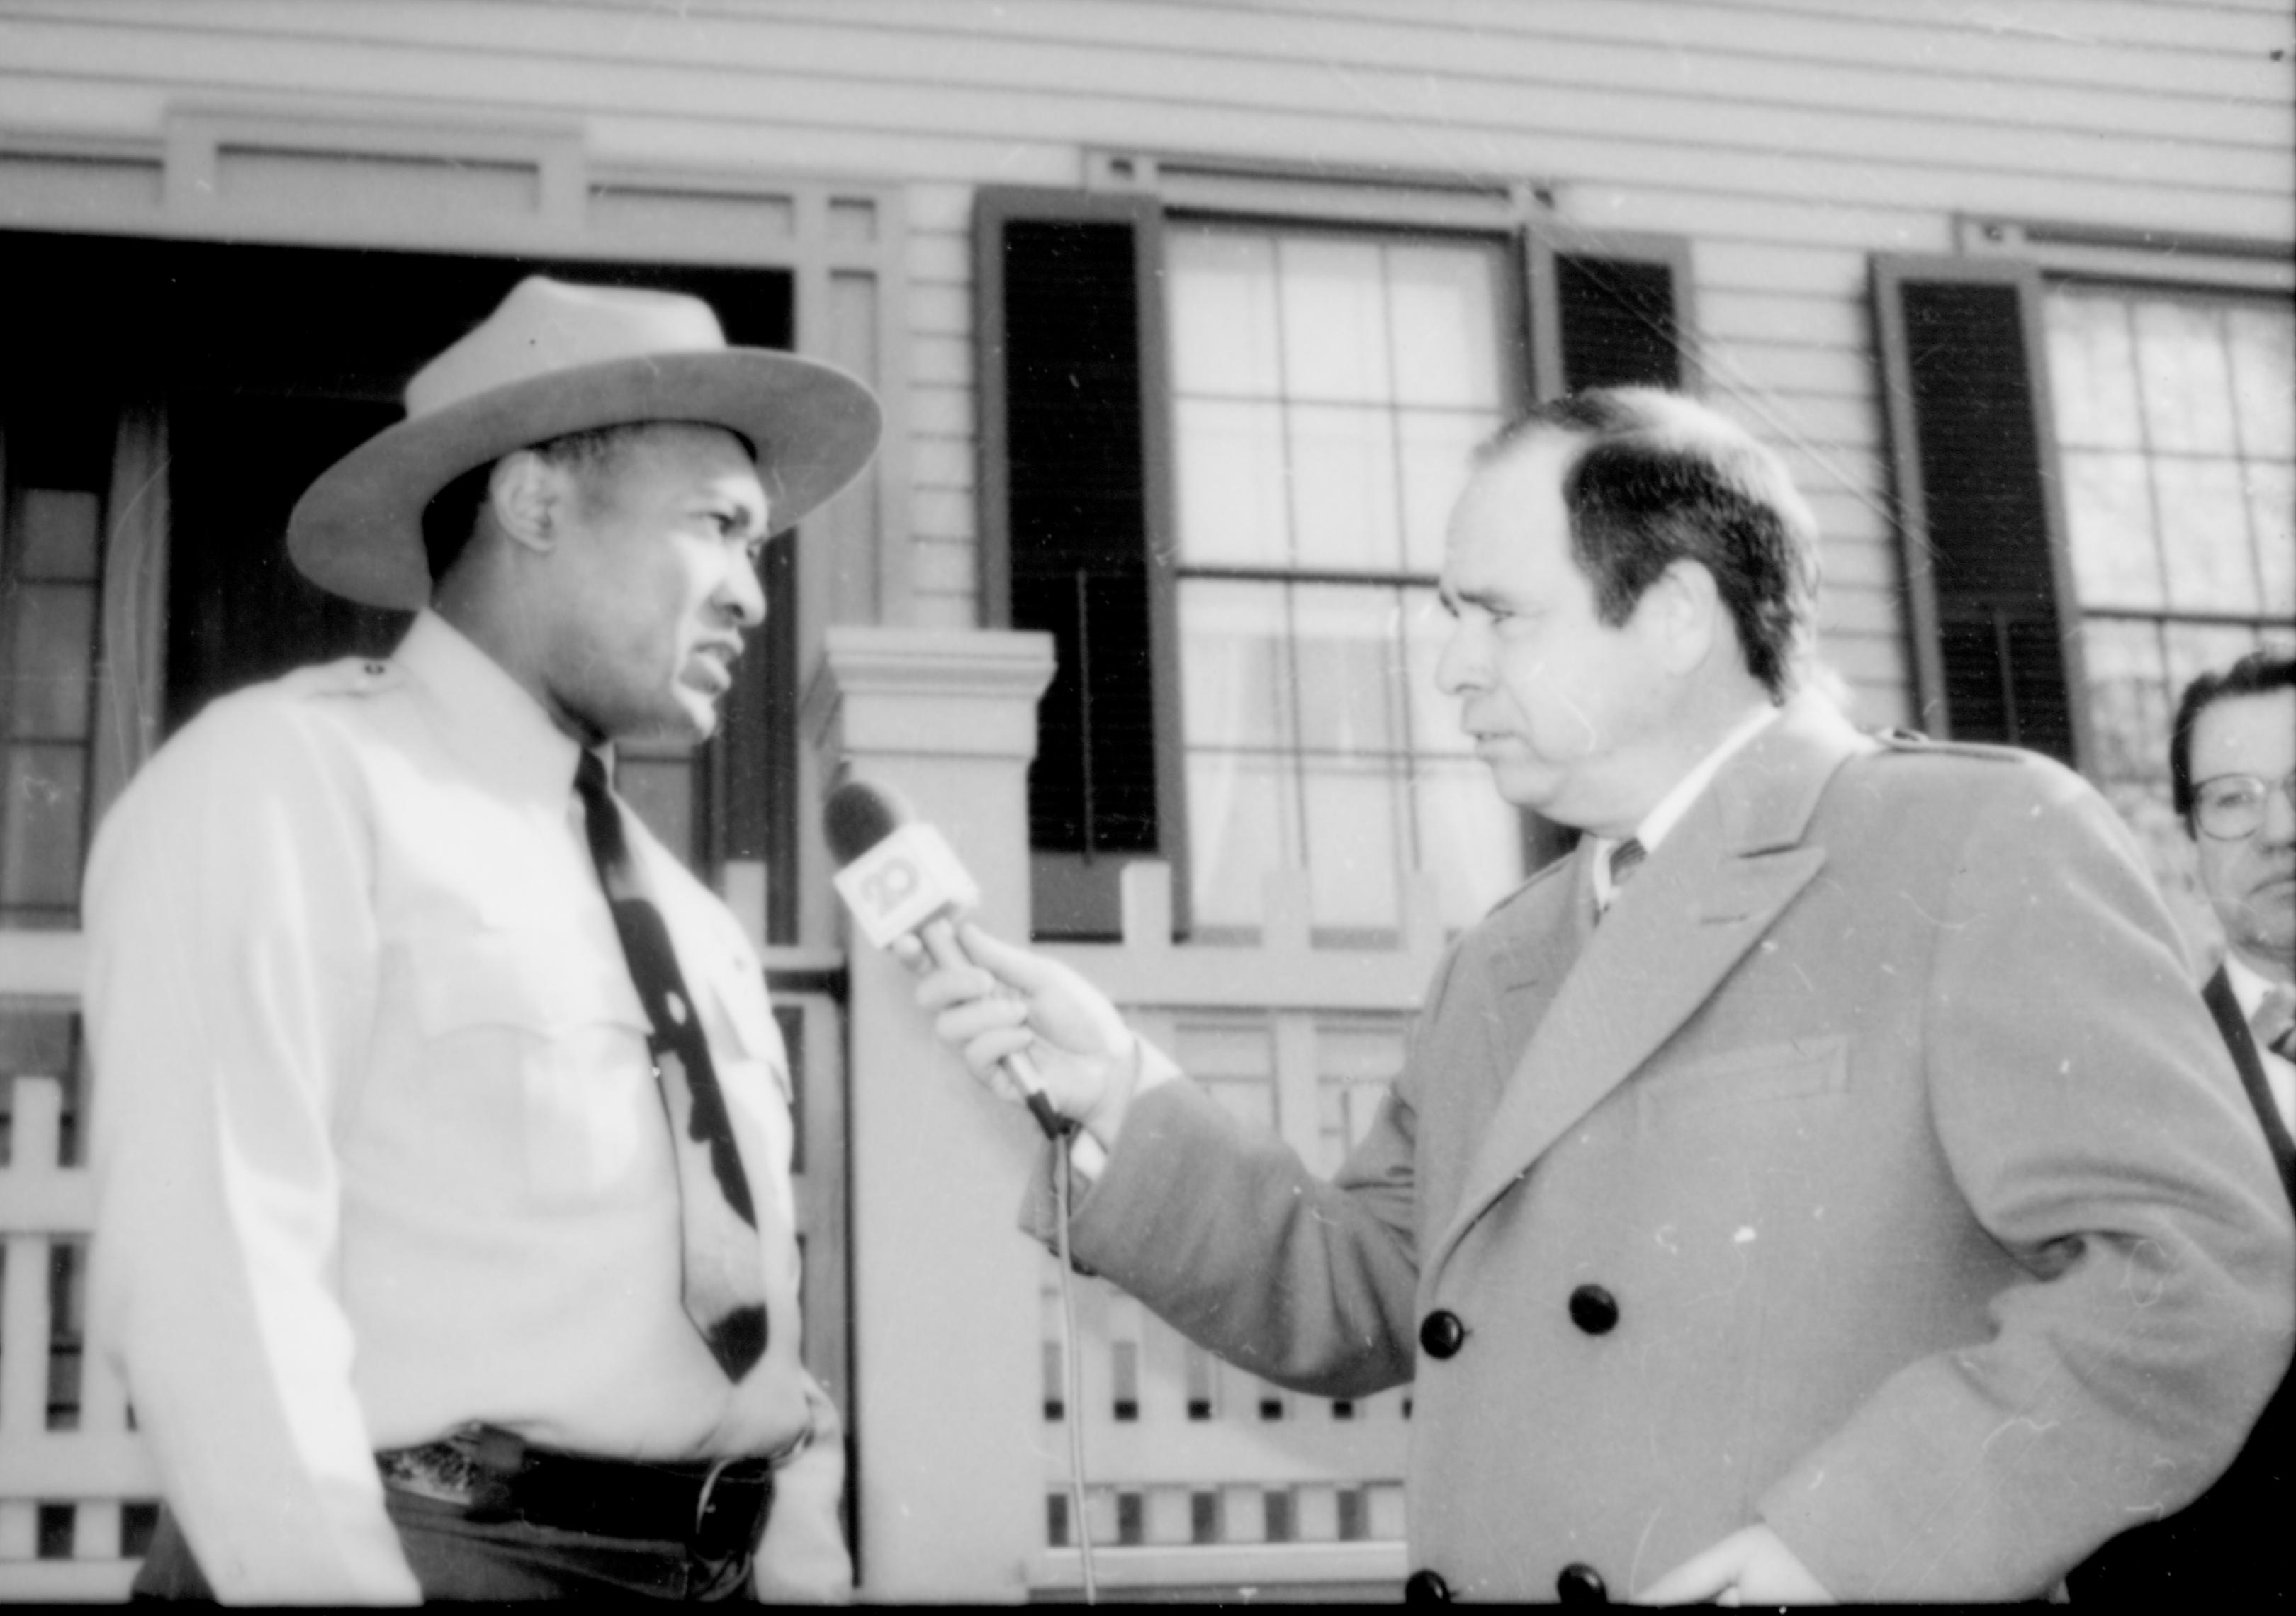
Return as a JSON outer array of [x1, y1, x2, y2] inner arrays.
[[0, 232, 799, 921]]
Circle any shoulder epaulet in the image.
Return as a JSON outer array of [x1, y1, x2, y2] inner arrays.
[[1871, 726, 2027, 764], [274, 655, 404, 700]]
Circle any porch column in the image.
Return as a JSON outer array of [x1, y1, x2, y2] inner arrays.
[[801, 625, 1057, 1603]]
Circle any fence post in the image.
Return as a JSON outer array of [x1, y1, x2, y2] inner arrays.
[[801, 625, 1054, 1603]]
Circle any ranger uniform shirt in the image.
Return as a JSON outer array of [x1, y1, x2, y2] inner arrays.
[[83, 610, 845, 1605]]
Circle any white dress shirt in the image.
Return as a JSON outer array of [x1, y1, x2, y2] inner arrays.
[[1589, 703, 1780, 911], [2224, 953, 2296, 1134], [83, 610, 846, 1604]]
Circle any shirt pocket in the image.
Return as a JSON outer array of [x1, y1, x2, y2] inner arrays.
[[410, 924, 658, 1203], [1633, 1033, 1851, 1129]]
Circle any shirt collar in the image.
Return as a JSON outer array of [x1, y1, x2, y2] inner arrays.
[[1591, 703, 1779, 906], [393, 609, 587, 802], [2224, 951, 2296, 1019]]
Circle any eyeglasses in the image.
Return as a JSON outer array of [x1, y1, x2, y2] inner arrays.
[[2193, 770, 2296, 841]]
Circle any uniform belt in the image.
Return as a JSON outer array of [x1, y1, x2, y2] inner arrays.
[[376, 1425, 777, 1556]]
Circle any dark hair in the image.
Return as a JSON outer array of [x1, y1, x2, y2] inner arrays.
[[1475, 388, 1821, 700], [2168, 650, 2296, 831], [414, 420, 767, 591]]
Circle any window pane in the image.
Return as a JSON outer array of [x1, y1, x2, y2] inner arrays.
[[2162, 619, 2270, 702], [2155, 456, 2262, 612], [1180, 578, 1292, 751], [1188, 751, 1293, 932], [6, 583, 96, 739], [1302, 761, 1402, 931], [2249, 459, 2295, 616], [1174, 398, 1288, 568], [1289, 405, 1402, 573], [2078, 618, 2168, 787], [16, 490, 102, 582], [1388, 242, 1507, 408], [2044, 289, 2144, 451], [2134, 299, 2239, 456], [1402, 587, 1472, 758], [1, 744, 87, 911], [1291, 585, 1401, 758], [1414, 758, 1524, 930], [1397, 411, 1492, 576], [1169, 230, 1281, 397], [2060, 449, 2164, 610], [2228, 303, 2295, 463], [1279, 237, 1390, 403]]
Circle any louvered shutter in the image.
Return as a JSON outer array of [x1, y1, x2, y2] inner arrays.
[[1873, 256, 2087, 765], [975, 189, 1183, 936]]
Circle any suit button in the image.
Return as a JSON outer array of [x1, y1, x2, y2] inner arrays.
[[1419, 1309, 1466, 1359], [1404, 1568, 1451, 1603], [1568, 1284, 1619, 1335], [1556, 1561, 1607, 1602]]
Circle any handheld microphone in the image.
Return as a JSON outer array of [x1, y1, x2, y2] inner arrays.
[[823, 778, 1105, 1170]]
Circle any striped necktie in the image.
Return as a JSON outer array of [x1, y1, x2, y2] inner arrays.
[[575, 750, 769, 1380], [2256, 984, 2296, 1064]]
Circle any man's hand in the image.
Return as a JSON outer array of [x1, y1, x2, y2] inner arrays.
[[1636, 1525, 1832, 1605], [906, 922, 1155, 1148]]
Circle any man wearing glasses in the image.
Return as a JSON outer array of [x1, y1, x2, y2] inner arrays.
[[2078, 648, 2296, 1601]]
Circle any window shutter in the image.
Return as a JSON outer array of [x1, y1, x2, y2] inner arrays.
[[1528, 227, 1699, 396], [974, 188, 1182, 936], [1872, 256, 2087, 766]]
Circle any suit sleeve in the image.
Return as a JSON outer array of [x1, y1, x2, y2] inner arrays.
[[1758, 761, 2296, 1600], [84, 699, 420, 1603], [1020, 948, 1467, 1398]]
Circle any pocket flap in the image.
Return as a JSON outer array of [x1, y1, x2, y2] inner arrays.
[[1634, 1033, 1850, 1123]]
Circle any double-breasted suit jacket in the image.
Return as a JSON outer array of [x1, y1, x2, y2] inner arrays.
[[1054, 695, 2294, 1602], [2072, 964, 2296, 1602]]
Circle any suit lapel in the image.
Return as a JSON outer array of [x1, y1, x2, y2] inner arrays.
[[1427, 695, 1869, 1280], [1479, 851, 1592, 1083], [2206, 965, 2296, 1206]]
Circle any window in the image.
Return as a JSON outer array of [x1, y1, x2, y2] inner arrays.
[[1874, 233, 2295, 932], [0, 449, 107, 930], [1169, 224, 1518, 937], [978, 170, 1693, 938], [2048, 281, 2295, 874]]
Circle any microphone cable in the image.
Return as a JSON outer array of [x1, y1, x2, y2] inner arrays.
[[1052, 1128, 1098, 1603]]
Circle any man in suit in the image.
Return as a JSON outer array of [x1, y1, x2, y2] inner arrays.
[[913, 389, 2293, 1603], [2073, 649, 2296, 1600]]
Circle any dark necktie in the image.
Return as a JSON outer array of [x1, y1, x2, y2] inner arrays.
[[1597, 836, 1646, 921], [574, 750, 768, 1380], [2256, 984, 2296, 1064], [1610, 836, 1647, 890]]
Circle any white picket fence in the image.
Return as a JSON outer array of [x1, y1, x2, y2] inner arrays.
[[0, 1070, 152, 1602], [1023, 862, 1447, 1599]]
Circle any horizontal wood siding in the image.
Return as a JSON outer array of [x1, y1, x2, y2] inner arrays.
[[1, 0, 2285, 722]]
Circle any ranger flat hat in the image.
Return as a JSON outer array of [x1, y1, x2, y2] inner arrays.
[[288, 275, 882, 609]]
